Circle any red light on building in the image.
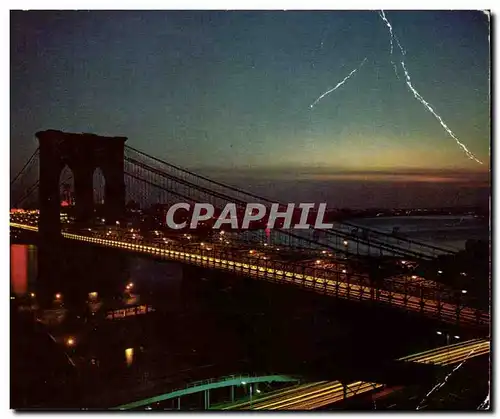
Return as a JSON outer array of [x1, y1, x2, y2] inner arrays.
[[11, 245, 28, 296]]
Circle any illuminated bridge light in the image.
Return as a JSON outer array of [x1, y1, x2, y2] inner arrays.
[[125, 347, 134, 366]]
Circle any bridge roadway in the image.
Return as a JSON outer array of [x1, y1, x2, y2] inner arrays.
[[223, 338, 490, 410], [10, 223, 489, 328]]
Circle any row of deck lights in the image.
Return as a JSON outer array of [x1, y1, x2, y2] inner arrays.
[[71, 229, 471, 301], [53, 233, 480, 324]]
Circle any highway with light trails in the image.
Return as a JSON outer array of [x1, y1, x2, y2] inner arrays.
[[223, 338, 490, 410]]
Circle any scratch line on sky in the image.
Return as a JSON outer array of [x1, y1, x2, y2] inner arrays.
[[310, 57, 367, 109], [379, 11, 483, 165], [416, 349, 475, 410], [378, 10, 400, 78], [478, 393, 490, 410]]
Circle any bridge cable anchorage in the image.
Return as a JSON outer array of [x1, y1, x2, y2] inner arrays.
[[124, 145, 455, 260]]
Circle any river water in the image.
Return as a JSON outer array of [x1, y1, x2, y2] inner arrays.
[[348, 215, 489, 251]]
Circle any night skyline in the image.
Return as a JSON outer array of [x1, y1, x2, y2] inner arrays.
[[11, 10, 490, 181]]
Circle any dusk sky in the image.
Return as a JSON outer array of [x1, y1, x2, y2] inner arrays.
[[10, 10, 490, 207]]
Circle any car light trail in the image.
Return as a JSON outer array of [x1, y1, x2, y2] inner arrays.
[[223, 339, 489, 410]]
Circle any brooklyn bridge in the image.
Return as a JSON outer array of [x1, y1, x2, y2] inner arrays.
[[10, 130, 490, 409]]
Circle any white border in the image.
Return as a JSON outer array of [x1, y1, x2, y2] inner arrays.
[[3, 3, 495, 417]]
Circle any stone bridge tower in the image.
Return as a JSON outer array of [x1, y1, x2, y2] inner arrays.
[[36, 130, 127, 237]]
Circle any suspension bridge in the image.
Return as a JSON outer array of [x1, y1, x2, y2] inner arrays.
[[10, 130, 490, 328]]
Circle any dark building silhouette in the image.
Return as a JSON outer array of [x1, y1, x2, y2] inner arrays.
[[36, 130, 127, 237]]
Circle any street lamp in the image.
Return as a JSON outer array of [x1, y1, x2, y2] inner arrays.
[[436, 330, 459, 346]]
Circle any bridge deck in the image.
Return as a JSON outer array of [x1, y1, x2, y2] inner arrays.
[[10, 223, 490, 328]]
